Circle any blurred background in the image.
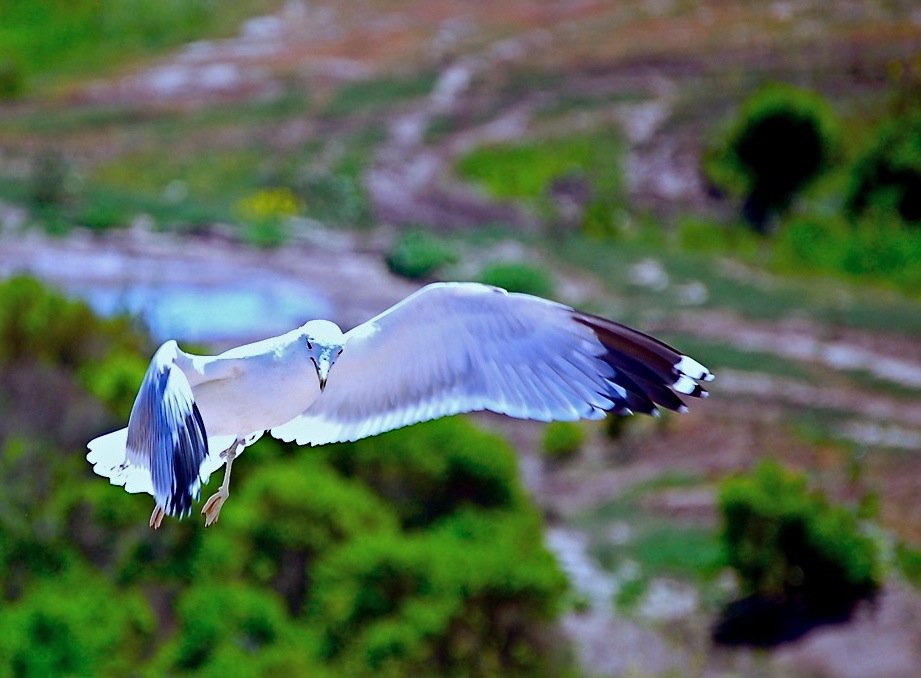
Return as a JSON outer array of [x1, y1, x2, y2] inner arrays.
[[1, 0, 921, 675]]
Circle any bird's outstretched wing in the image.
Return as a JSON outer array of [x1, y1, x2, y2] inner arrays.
[[271, 282, 712, 446], [88, 341, 209, 517]]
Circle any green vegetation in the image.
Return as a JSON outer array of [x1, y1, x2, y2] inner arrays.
[[846, 110, 921, 224], [0, 277, 566, 677], [541, 421, 586, 462], [576, 472, 723, 614], [0, 0, 278, 93], [704, 84, 840, 233], [386, 230, 458, 280], [323, 72, 438, 118], [235, 188, 302, 248], [456, 129, 623, 236], [477, 261, 555, 298], [719, 460, 881, 615]]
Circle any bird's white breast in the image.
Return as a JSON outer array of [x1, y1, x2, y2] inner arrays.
[[190, 337, 321, 438]]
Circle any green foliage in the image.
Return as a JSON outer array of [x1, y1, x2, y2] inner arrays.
[[321, 417, 521, 529], [0, 0, 273, 91], [0, 568, 154, 678], [895, 542, 921, 590], [235, 188, 301, 249], [478, 261, 555, 298], [29, 150, 70, 210], [200, 453, 398, 610], [541, 421, 586, 462], [386, 230, 458, 280], [705, 84, 840, 232], [310, 510, 566, 677], [456, 130, 623, 236], [719, 459, 881, 614], [457, 132, 621, 201], [846, 110, 921, 224], [774, 211, 921, 294], [0, 278, 136, 362], [154, 582, 329, 677], [0, 58, 24, 100]]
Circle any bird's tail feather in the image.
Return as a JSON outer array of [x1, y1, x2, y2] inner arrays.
[[87, 428, 238, 505], [87, 428, 155, 495]]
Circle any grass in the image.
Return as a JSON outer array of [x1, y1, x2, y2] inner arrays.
[[0, 0, 281, 94], [322, 72, 438, 118], [574, 472, 724, 613], [554, 231, 921, 337], [456, 128, 623, 203]]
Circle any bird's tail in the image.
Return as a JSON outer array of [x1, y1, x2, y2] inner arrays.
[[87, 428, 155, 495], [87, 428, 240, 505]]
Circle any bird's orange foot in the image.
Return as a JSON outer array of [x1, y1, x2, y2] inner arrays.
[[149, 505, 165, 530], [201, 489, 229, 527]]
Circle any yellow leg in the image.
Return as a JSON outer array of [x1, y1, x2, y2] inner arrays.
[[201, 438, 242, 527]]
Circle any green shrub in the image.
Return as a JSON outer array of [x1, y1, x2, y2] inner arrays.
[[705, 84, 839, 233], [719, 459, 881, 615], [200, 454, 398, 611], [774, 211, 921, 293], [321, 417, 521, 529], [0, 276, 147, 370], [385, 230, 458, 280], [309, 510, 566, 677], [155, 582, 330, 677], [0, 58, 23, 100], [0, 568, 154, 678], [846, 111, 921, 224], [541, 421, 585, 462], [478, 261, 555, 298]]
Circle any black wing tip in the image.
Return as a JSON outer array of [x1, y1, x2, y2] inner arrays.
[[573, 311, 713, 415]]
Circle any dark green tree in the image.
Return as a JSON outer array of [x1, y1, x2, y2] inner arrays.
[[705, 84, 840, 233]]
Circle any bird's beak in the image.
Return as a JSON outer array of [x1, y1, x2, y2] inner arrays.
[[317, 359, 331, 392]]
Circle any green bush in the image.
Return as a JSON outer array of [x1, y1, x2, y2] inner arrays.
[[0, 568, 154, 678], [309, 510, 566, 678], [846, 111, 921, 224], [321, 417, 521, 529], [705, 84, 839, 233], [199, 454, 398, 611], [541, 421, 585, 462], [719, 459, 881, 615], [154, 582, 330, 677], [385, 230, 458, 280], [477, 262, 555, 298], [774, 211, 921, 293], [0, 58, 23, 100]]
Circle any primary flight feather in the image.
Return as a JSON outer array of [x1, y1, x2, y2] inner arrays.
[[87, 282, 713, 528]]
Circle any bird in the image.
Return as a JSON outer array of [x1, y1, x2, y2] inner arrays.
[[87, 282, 713, 528]]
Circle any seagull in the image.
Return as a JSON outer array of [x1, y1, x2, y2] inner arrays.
[[87, 282, 713, 528]]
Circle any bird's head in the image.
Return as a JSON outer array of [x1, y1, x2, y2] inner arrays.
[[301, 320, 345, 392]]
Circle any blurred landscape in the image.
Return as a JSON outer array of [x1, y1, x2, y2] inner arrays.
[[2, 0, 921, 676]]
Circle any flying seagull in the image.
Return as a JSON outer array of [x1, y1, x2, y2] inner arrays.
[[87, 282, 713, 528]]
